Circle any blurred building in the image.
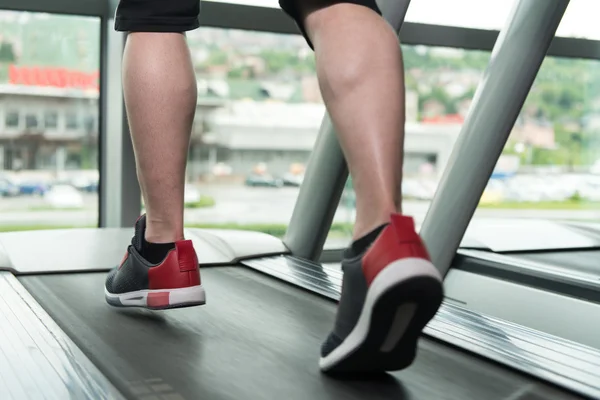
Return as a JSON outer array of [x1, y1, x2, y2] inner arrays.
[[1, 70, 459, 180], [195, 100, 459, 179]]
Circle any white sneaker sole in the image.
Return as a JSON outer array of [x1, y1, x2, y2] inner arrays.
[[319, 258, 443, 373], [105, 285, 206, 310]]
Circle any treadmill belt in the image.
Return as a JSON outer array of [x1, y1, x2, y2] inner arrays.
[[19, 267, 582, 400]]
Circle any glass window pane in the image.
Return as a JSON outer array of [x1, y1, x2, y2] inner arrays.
[[404, 0, 515, 31], [473, 56, 600, 230], [179, 27, 319, 238], [208, 0, 600, 40], [0, 10, 100, 231], [555, 0, 600, 39], [326, 44, 600, 251], [405, 0, 599, 39], [44, 111, 58, 129], [65, 112, 80, 129], [25, 113, 39, 129], [5, 110, 19, 128]]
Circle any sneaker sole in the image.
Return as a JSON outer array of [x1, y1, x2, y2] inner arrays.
[[104, 285, 206, 310], [319, 258, 443, 374]]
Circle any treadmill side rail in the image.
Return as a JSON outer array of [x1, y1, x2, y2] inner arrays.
[[0, 272, 125, 400], [420, 0, 570, 276], [242, 255, 600, 400]]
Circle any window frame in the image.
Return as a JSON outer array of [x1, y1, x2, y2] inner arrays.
[[3, 0, 599, 235]]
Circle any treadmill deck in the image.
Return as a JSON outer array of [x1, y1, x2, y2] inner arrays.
[[17, 267, 584, 400]]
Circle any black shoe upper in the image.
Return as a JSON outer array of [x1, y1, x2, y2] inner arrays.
[[321, 252, 369, 358], [105, 215, 152, 294], [105, 247, 151, 294]]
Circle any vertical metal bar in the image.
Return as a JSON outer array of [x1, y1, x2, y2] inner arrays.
[[99, 6, 141, 228], [419, 0, 570, 276], [283, 0, 412, 260], [283, 116, 348, 260], [98, 16, 108, 228]]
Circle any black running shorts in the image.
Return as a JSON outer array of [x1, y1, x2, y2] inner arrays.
[[278, 0, 380, 47], [114, 0, 381, 47]]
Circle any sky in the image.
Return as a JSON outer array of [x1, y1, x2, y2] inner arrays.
[[204, 0, 600, 40]]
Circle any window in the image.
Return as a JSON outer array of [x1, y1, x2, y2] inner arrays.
[[326, 44, 600, 250], [404, 0, 599, 39], [177, 27, 319, 237], [475, 56, 600, 223], [326, 44, 489, 248], [44, 111, 58, 129], [65, 112, 80, 129], [213, 0, 600, 39], [0, 10, 100, 231], [405, 0, 514, 31], [25, 113, 39, 129], [5, 110, 19, 128]]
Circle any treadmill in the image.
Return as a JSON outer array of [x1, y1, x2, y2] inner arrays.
[[1, 0, 600, 399], [3, 224, 600, 400]]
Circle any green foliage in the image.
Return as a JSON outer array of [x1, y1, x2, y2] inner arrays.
[[205, 50, 228, 66], [0, 64, 8, 82], [477, 199, 600, 210], [259, 50, 315, 75], [419, 86, 458, 114], [569, 191, 583, 203], [530, 147, 568, 166], [0, 15, 100, 71], [185, 196, 216, 208], [0, 41, 16, 62], [0, 222, 356, 238]]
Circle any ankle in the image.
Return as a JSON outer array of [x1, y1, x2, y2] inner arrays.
[[145, 220, 184, 244], [353, 207, 398, 240], [345, 223, 387, 259]]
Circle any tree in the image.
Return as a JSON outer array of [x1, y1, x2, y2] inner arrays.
[[419, 86, 457, 114], [0, 41, 16, 62], [204, 50, 228, 66]]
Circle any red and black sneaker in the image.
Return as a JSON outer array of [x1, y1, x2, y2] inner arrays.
[[104, 215, 206, 310], [319, 214, 443, 374]]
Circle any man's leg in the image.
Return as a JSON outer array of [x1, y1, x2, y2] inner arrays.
[[279, 0, 444, 373], [104, 0, 205, 310]]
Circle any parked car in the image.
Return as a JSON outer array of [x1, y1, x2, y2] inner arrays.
[[17, 180, 49, 196], [71, 175, 99, 193], [43, 184, 84, 208], [282, 173, 304, 187], [245, 174, 283, 188], [0, 178, 19, 197]]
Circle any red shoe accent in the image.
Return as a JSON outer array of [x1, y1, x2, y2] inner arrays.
[[362, 214, 430, 286], [148, 240, 201, 290], [117, 252, 128, 270], [148, 292, 170, 308]]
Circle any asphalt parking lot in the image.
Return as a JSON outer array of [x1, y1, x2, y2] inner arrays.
[[1, 184, 598, 234]]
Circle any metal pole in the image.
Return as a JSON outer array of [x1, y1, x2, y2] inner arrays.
[[283, 116, 348, 260], [99, 8, 141, 228], [283, 0, 412, 261], [419, 0, 570, 276]]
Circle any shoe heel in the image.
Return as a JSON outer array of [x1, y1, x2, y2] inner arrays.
[[148, 240, 201, 289], [363, 214, 430, 286], [148, 285, 206, 309]]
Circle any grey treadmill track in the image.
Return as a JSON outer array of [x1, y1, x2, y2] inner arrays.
[[19, 267, 584, 400]]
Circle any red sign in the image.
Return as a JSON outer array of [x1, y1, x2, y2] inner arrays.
[[8, 65, 100, 91], [421, 114, 464, 124]]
